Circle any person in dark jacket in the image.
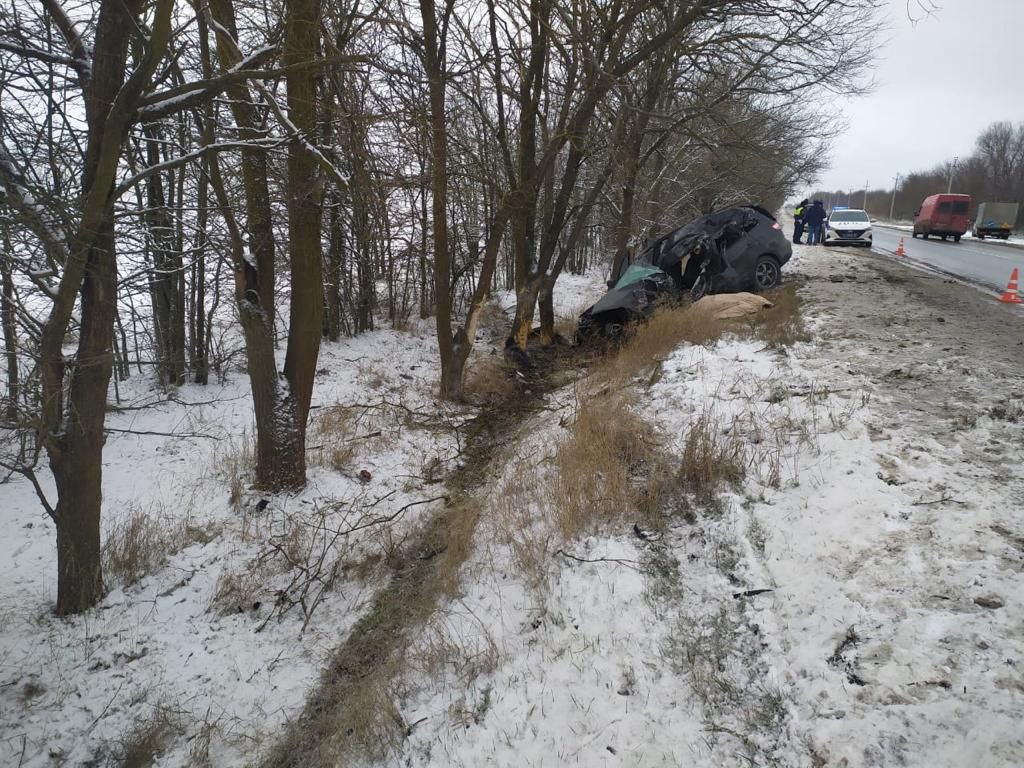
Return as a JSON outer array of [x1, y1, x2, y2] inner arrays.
[[804, 200, 826, 245], [793, 199, 809, 244]]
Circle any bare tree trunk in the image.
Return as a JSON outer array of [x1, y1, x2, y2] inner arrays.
[[420, 0, 460, 398], [29, 0, 173, 615], [143, 122, 185, 386], [193, 155, 210, 384], [536, 275, 557, 344], [279, 0, 324, 485], [324, 198, 344, 341], [1, 225, 18, 420], [207, 0, 308, 489], [52, 221, 117, 614]]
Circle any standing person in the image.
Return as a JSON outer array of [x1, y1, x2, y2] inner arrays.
[[793, 199, 809, 244], [804, 200, 827, 245]]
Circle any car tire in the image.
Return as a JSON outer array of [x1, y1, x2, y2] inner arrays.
[[922, 231, 928, 240], [954, 235, 961, 243], [753, 255, 782, 291]]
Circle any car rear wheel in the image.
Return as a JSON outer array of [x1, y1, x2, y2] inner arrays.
[[922, 231, 928, 240], [954, 235, 961, 243], [754, 255, 782, 291]]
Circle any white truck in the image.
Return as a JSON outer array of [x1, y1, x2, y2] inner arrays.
[[972, 202, 1018, 240]]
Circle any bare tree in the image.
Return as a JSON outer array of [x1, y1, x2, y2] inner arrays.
[[0, 0, 175, 613]]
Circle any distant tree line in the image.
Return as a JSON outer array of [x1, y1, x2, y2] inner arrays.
[[809, 121, 1024, 225]]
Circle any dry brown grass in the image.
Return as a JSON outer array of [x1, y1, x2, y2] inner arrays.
[[258, 496, 482, 768], [214, 431, 253, 512], [749, 283, 811, 347], [208, 563, 267, 615], [465, 353, 519, 405], [594, 304, 725, 385], [492, 456, 552, 594], [552, 393, 676, 539], [106, 704, 180, 768], [103, 501, 210, 588], [680, 409, 747, 500], [308, 404, 357, 471]]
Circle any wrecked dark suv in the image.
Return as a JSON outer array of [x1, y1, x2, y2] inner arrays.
[[578, 206, 791, 338]]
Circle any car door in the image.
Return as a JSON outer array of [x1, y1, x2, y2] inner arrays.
[[951, 199, 970, 232]]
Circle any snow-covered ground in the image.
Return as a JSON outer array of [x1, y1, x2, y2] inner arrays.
[[4, 252, 1023, 767], [0, 269, 610, 767], [381, 245, 1024, 767], [0, 324, 467, 766]]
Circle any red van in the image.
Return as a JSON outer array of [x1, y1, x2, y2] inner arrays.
[[912, 194, 971, 242]]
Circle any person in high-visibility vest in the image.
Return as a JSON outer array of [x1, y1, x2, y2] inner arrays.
[[793, 199, 808, 244]]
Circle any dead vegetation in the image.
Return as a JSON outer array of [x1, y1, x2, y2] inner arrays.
[[594, 303, 725, 384], [680, 409, 747, 500], [650, 543, 791, 764], [749, 282, 811, 347], [308, 405, 357, 471], [102, 500, 211, 588], [100, 704, 181, 768], [252, 279, 813, 766], [465, 353, 520, 405], [258, 496, 481, 767], [589, 282, 810, 388], [552, 392, 674, 538], [214, 430, 253, 512], [493, 455, 552, 594]]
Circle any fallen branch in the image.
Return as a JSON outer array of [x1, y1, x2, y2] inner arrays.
[[556, 548, 640, 569], [732, 588, 774, 599], [911, 493, 967, 506], [103, 427, 222, 440]]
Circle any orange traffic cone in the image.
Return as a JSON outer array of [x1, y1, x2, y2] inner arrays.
[[998, 267, 1023, 304], [895, 237, 906, 257]]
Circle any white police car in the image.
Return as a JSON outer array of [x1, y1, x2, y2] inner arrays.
[[824, 208, 872, 247]]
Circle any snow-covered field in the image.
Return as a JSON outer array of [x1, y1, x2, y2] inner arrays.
[[3, 250, 1023, 767]]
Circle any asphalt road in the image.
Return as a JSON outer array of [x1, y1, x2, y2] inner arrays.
[[870, 225, 1024, 292]]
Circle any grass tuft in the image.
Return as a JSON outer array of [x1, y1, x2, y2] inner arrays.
[[103, 501, 208, 588], [750, 283, 811, 347], [594, 304, 725, 384], [680, 410, 747, 500], [552, 393, 673, 538]]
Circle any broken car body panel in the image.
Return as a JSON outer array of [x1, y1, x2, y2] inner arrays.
[[580, 206, 791, 337]]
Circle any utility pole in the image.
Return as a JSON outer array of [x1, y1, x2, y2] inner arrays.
[[947, 156, 958, 193], [862, 180, 869, 210], [889, 174, 901, 221]]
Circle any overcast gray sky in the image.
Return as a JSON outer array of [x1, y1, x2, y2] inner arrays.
[[817, 0, 1024, 192]]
